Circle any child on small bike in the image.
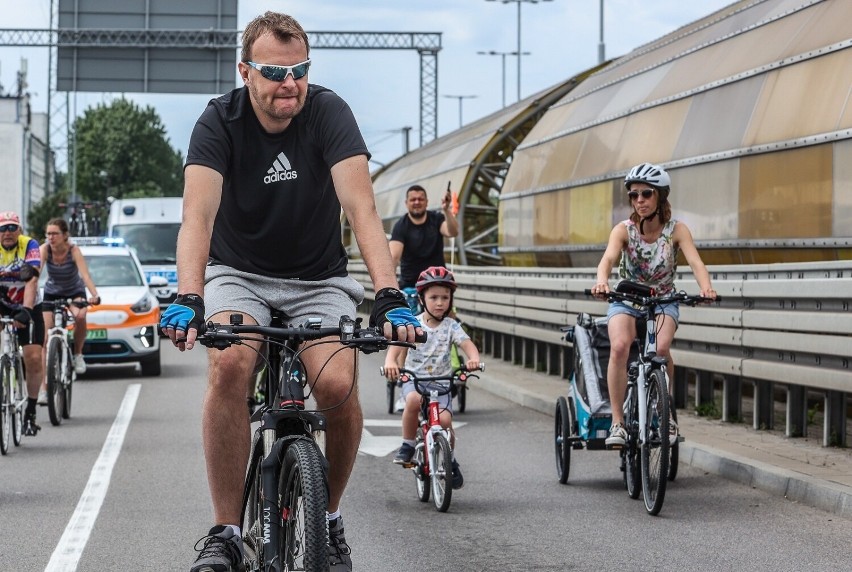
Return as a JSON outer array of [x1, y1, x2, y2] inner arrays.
[[383, 266, 480, 490]]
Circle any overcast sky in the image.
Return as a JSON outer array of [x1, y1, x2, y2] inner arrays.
[[0, 0, 735, 170]]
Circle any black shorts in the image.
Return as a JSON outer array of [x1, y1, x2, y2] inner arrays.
[[3, 303, 45, 347], [43, 291, 86, 302]]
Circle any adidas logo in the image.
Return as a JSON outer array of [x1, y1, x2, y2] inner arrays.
[[264, 152, 298, 184]]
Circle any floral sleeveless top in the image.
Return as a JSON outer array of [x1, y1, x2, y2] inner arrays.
[[618, 219, 678, 295]]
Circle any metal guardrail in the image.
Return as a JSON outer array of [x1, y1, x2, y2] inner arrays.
[[350, 261, 852, 447]]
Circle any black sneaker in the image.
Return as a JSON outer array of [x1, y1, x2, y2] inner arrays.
[[451, 459, 464, 490], [328, 517, 352, 571], [23, 411, 40, 436], [190, 525, 245, 572], [393, 442, 415, 465]]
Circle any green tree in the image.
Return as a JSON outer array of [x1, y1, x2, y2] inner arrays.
[[27, 187, 69, 241], [72, 98, 184, 202]]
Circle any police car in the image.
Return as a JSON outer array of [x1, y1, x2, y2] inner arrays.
[[55, 238, 164, 376]]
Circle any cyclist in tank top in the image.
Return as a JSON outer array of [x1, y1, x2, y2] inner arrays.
[[591, 163, 717, 449], [39, 218, 100, 384]]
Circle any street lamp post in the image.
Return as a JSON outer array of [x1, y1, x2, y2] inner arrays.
[[477, 50, 530, 108], [485, 0, 553, 101], [443, 94, 478, 128]]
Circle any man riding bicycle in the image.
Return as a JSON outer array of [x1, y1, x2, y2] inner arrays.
[[0, 211, 45, 437], [159, 11, 421, 572]]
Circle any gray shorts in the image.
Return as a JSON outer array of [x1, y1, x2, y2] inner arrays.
[[204, 263, 365, 327], [401, 380, 454, 414]]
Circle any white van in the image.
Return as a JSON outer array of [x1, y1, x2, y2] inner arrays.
[[108, 197, 182, 309]]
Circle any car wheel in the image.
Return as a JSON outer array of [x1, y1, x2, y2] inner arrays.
[[140, 349, 161, 377]]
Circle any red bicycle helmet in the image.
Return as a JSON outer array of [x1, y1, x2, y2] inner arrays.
[[415, 266, 457, 294]]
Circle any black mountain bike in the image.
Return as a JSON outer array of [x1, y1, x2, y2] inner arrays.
[[199, 313, 402, 572]]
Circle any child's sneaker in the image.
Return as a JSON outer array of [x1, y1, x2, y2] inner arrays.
[[393, 443, 415, 464], [451, 460, 464, 489]]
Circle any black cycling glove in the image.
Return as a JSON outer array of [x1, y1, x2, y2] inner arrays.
[[159, 293, 205, 334], [370, 288, 422, 338]]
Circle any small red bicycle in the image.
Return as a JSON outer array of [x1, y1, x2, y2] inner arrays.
[[380, 364, 483, 512]]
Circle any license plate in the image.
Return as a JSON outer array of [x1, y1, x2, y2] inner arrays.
[[86, 329, 107, 340]]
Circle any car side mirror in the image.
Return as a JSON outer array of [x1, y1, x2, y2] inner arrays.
[[147, 276, 169, 288]]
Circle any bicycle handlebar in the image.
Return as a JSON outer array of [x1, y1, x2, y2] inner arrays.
[[42, 299, 92, 310], [379, 364, 485, 396], [584, 288, 722, 307], [198, 315, 410, 354]]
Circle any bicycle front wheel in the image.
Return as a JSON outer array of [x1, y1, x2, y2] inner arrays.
[[414, 429, 429, 503], [46, 337, 65, 426], [0, 356, 11, 455], [640, 369, 670, 515], [430, 433, 453, 512], [668, 394, 679, 482], [623, 384, 641, 500], [278, 439, 329, 571], [240, 451, 263, 571]]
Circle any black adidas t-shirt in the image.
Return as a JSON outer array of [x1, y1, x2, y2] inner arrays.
[[185, 85, 369, 280], [390, 210, 446, 288]]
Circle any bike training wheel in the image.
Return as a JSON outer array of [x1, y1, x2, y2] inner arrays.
[[458, 383, 467, 413], [668, 394, 679, 482], [641, 369, 670, 516], [414, 430, 430, 503], [279, 439, 329, 572], [0, 357, 11, 455], [555, 396, 573, 484], [430, 433, 454, 512], [386, 380, 395, 415], [46, 337, 65, 426], [623, 384, 641, 500], [240, 452, 263, 570]]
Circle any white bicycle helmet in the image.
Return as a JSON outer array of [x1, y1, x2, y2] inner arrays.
[[624, 163, 671, 192]]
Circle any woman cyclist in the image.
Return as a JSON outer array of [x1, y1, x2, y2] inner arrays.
[[39, 218, 100, 386], [591, 163, 717, 449]]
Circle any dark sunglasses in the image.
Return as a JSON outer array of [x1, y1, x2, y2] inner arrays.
[[0, 224, 20, 232], [244, 59, 311, 82], [627, 189, 655, 200]]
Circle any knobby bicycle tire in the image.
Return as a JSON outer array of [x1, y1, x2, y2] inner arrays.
[[0, 356, 11, 454], [46, 336, 66, 426], [279, 439, 329, 571], [641, 369, 670, 515], [555, 396, 572, 484], [431, 433, 453, 512], [240, 451, 264, 570], [623, 384, 641, 500]]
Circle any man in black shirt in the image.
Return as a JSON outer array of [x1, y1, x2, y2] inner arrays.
[[159, 11, 421, 572], [389, 184, 459, 288]]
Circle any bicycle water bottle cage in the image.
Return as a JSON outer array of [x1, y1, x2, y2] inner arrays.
[[616, 280, 654, 297]]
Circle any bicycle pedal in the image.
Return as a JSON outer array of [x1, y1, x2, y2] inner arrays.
[[400, 461, 415, 469]]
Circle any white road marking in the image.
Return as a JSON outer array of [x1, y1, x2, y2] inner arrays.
[[359, 418, 466, 457], [45, 384, 141, 572]]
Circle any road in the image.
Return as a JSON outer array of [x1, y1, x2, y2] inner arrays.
[[1, 344, 849, 571]]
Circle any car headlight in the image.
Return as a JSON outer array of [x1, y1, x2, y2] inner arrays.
[[130, 294, 154, 314]]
